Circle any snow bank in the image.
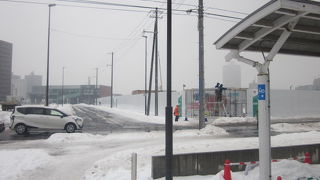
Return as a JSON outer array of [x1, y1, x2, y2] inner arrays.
[[91, 104, 199, 127], [0, 149, 52, 180], [211, 160, 320, 180], [174, 124, 228, 137], [55, 104, 75, 115], [213, 117, 257, 126], [0, 110, 11, 124], [272, 122, 320, 133]]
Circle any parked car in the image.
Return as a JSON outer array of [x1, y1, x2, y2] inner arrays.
[[10, 105, 83, 135]]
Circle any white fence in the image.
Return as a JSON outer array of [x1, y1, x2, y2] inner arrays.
[[100, 89, 320, 119], [247, 89, 320, 118]]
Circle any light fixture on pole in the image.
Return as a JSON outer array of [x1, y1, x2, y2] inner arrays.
[[45, 3, 56, 106]]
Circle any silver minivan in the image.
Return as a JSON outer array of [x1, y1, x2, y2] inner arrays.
[[10, 105, 83, 135]]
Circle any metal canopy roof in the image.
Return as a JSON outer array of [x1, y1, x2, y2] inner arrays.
[[215, 0, 320, 57]]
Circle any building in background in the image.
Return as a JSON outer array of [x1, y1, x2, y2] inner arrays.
[[295, 77, 320, 91], [0, 40, 13, 101], [222, 62, 241, 88], [29, 85, 111, 104], [11, 72, 42, 103]]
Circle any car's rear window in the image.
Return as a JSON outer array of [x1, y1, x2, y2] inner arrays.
[[16, 108, 27, 114]]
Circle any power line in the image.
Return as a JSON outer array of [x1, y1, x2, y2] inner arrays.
[[51, 28, 135, 41], [58, 3, 150, 13], [56, 0, 158, 10], [0, 0, 47, 5], [1, 0, 244, 22]]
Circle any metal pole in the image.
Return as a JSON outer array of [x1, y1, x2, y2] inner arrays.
[[142, 36, 148, 115], [198, 0, 205, 129], [96, 68, 98, 106], [155, 8, 159, 116], [62, 67, 65, 106], [258, 73, 271, 180], [45, 4, 55, 106], [131, 153, 137, 180], [166, 0, 173, 179], [111, 52, 114, 108]]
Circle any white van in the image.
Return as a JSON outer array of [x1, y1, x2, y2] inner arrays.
[[10, 105, 83, 135]]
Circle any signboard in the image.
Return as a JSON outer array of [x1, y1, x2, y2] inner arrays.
[[258, 84, 266, 100]]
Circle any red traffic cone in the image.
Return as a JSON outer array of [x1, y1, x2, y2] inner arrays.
[[277, 176, 282, 180], [223, 159, 232, 180], [304, 152, 311, 164]]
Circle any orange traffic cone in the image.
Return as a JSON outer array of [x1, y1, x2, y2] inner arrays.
[[223, 159, 232, 180]]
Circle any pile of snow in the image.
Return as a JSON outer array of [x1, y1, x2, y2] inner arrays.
[[55, 104, 75, 115], [0, 149, 52, 180], [213, 117, 257, 126], [174, 124, 228, 137], [91, 104, 199, 126], [0, 110, 11, 124], [212, 160, 320, 180], [272, 122, 320, 133]]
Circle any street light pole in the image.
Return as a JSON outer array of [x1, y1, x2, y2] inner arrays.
[[95, 68, 98, 106], [45, 3, 55, 106], [107, 52, 114, 108], [61, 67, 65, 106], [166, 0, 173, 179], [142, 35, 148, 115]]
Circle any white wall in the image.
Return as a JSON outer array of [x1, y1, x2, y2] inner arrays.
[[99, 91, 181, 117], [247, 89, 320, 118]]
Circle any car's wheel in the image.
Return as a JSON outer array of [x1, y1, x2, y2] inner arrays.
[[15, 123, 27, 135], [65, 123, 76, 133]]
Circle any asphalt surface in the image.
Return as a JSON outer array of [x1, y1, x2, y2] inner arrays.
[[72, 105, 167, 133]]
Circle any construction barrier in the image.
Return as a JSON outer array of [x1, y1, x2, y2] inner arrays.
[[223, 152, 311, 180]]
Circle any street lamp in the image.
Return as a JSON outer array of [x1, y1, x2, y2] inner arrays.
[[61, 67, 65, 106], [142, 35, 148, 115], [45, 3, 56, 106]]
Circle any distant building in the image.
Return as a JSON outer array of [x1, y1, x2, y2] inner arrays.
[[0, 40, 13, 101], [222, 62, 241, 88], [296, 77, 320, 91], [29, 85, 111, 104], [11, 72, 42, 103]]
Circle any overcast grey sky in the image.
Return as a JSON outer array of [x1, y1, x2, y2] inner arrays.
[[1, 0, 320, 95]]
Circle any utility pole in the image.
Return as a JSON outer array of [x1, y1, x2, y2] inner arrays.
[[142, 35, 148, 115], [155, 8, 159, 116], [61, 67, 65, 106], [146, 27, 156, 116], [95, 68, 98, 106], [45, 4, 55, 106], [111, 52, 114, 108], [107, 52, 114, 108], [198, 0, 205, 129], [166, 1, 173, 179]]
